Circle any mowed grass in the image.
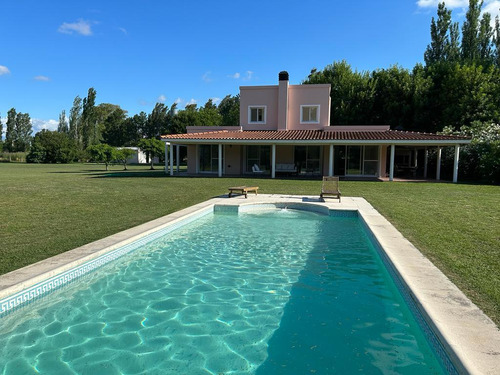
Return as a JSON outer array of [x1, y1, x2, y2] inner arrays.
[[0, 163, 499, 325]]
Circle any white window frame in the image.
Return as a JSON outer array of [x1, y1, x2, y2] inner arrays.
[[300, 105, 320, 124], [248, 105, 267, 124]]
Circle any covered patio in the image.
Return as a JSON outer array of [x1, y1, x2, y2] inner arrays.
[[162, 126, 471, 183]]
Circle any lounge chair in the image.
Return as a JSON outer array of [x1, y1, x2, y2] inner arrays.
[[252, 164, 264, 173], [320, 176, 341, 202]]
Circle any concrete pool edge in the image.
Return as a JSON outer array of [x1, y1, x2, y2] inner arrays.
[[0, 194, 499, 374]]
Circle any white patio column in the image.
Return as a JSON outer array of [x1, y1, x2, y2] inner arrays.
[[424, 147, 428, 179], [164, 142, 169, 174], [414, 149, 418, 167], [389, 145, 395, 181], [176, 145, 180, 172], [328, 144, 334, 176], [169, 143, 174, 176], [218, 143, 223, 177], [453, 144, 460, 183], [271, 144, 276, 179], [436, 147, 442, 181]]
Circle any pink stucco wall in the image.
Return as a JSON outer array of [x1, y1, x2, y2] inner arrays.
[[224, 145, 242, 175], [240, 86, 279, 130], [240, 83, 331, 131], [287, 85, 331, 130]]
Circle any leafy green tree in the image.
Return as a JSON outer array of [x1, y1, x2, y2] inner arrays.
[[447, 21, 461, 62], [0, 114, 3, 147], [199, 99, 222, 126], [69, 96, 82, 144], [461, 0, 483, 62], [424, 2, 453, 65], [304, 61, 375, 124], [372, 66, 413, 129], [14, 112, 32, 152], [410, 64, 434, 132], [137, 138, 163, 170], [170, 104, 200, 134], [218, 94, 240, 126], [145, 103, 170, 138], [87, 143, 117, 171], [114, 148, 136, 170], [97, 103, 128, 146], [57, 110, 68, 133], [125, 112, 148, 144], [26, 130, 78, 163], [478, 12, 494, 63], [494, 16, 500, 66], [4, 108, 16, 152], [81, 88, 98, 148]]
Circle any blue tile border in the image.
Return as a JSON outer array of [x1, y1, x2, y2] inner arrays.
[[358, 215, 458, 375], [0, 207, 212, 318]]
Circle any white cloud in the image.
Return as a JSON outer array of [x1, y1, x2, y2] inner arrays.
[[31, 118, 59, 133], [211, 97, 221, 104], [416, 0, 468, 8], [34, 75, 50, 81], [174, 97, 182, 104], [483, 1, 500, 21], [58, 19, 93, 36], [118, 27, 128, 35], [242, 70, 254, 81], [0, 65, 10, 75], [157, 94, 166, 103], [186, 98, 197, 105], [228, 72, 240, 79], [417, 1, 500, 26], [202, 71, 212, 83]]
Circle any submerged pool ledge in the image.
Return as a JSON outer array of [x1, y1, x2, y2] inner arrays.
[[1, 194, 499, 374]]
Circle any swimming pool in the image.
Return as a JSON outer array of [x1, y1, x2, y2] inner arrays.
[[0, 206, 449, 374]]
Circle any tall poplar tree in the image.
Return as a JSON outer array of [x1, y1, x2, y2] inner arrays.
[[447, 22, 461, 62], [478, 12, 494, 62], [494, 16, 500, 66], [14, 112, 32, 152], [69, 96, 82, 144], [424, 2, 452, 65], [81, 88, 98, 147], [4, 108, 16, 152], [461, 0, 483, 61], [57, 110, 69, 133], [145, 102, 168, 138]]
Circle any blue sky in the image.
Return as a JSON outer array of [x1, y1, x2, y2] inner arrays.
[[1, 0, 498, 136]]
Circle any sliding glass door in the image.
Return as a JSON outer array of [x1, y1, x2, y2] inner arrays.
[[335, 145, 379, 176], [199, 145, 222, 173]]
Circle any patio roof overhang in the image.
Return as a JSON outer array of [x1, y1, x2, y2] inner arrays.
[[160, 129, 471, 147]]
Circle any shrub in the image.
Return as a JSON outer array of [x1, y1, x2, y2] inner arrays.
[[27, 130, 78, 163]]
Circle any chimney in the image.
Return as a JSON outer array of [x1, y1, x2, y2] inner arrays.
[[278, 71, 289, 131]]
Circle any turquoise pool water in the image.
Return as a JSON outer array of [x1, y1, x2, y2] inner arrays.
[[0, 209, 445, 374]]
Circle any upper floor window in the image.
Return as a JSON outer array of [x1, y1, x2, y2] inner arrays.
[[248, 106, 266, 124], [300, 105, 320, 124]]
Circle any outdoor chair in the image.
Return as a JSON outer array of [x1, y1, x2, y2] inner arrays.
[[252, 164, 264, 173], [320, 176, 341, 202]]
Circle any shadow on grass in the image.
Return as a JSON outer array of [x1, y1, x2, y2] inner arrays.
[[89, 170, 168, 178]]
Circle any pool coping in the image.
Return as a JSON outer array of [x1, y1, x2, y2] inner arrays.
[[1, 194, 499, 374]]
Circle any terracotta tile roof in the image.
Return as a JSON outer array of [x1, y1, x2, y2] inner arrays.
[[161, 129, 470, 142]]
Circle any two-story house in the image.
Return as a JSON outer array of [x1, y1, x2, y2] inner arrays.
[[162, 72, 470, 182]]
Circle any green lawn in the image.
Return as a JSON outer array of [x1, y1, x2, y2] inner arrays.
[[1, 163, 499, 326]]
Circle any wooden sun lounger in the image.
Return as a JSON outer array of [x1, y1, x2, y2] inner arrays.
[[228, 186, 259, 198]]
